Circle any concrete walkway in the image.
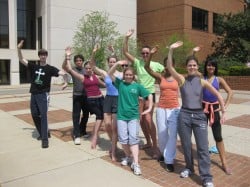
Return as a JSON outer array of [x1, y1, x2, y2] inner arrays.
[[0, 85, 249, 187]]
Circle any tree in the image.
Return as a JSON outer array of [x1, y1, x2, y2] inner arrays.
[[73, 11, 119, 68], [211, 9, 250, 64]]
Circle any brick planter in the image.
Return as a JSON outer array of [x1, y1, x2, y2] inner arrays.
[[223, 76, 250, 91]]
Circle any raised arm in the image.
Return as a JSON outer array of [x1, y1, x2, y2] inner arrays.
[[17, 40, 28, 66], [192, 46, 201, 56], [203, 80, 226, 123], [218, 77, 233, 109], [108, 60, 127, 82], [62, 47, 84, 82], [123, 29, 135, 63], [167, 41, 185, 85], [144, 46, 162, 82], [89, 44, 107, 77]]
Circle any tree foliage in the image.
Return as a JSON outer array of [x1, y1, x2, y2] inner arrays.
[[211, 9, 250, 64], [73, 11, 118, 67], [73, 11, 137, 69]]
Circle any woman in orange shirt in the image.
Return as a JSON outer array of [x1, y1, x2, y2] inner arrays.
[[144, 47, 180, 172]]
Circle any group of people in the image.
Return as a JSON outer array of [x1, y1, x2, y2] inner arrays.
[[17, 28, 233, 186]]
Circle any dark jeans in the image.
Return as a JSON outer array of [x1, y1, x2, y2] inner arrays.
[[30, 92, 49, 141], [72, 94, 89, 138]]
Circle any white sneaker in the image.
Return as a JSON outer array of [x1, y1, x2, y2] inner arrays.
[[121, 157, 132, 166], [74, 137, 81, 145], [132, 163, 142, 175], [203, 182, 214, 187]]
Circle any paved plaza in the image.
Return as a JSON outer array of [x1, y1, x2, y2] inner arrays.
[[0, 85, 249, 187]]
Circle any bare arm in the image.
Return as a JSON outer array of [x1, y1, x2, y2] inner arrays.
[[144, 46, 162, 82], [90, 44, 107, 77], [218, 77, 233, 109], [167, 41, 185, 85], [123, 29, 135, 63], [108, 60, 127, 82], [17, 40, 28, 66], [141, 94, 153, 115], [203, 80, 226, 123]]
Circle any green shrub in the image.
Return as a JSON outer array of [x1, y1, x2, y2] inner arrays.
[[218, 69, 229, 76], [229, 66, 250, 76]]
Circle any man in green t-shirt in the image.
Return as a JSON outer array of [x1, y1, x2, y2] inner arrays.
[[123, 29, 164, 158]]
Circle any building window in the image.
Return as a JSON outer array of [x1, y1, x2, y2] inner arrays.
[[192, 7, 208, 31], [0, 60, 10, 85], [0, 0, 9, 48], [17, 0, 36, 49], [19, 61, 36, 83], [38, 16, 42, 49]]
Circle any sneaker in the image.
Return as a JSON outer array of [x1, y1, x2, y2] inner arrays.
[[203, 182, 214, 187], [132, 163, 142, 175], [41, 140, 49, 149], [121, 157, 132, 166], [157, 155, 164, 163], [82, 133, 90, 138], [180, 168, 193, 178], [166, 164, 174, 172], [74, 137, 81, 145]]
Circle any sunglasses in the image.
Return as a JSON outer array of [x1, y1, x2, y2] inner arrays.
[[121, 64, 128, 68], [141, 52, 149, 55]]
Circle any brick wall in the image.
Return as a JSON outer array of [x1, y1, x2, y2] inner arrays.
[[223, 76, 250, 91]]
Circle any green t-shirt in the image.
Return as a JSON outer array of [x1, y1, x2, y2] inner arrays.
[[133, 58, 164, 93], [114, 78, 149, 120]]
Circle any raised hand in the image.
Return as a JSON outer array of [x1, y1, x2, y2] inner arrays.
[[93, 43, 100, 53], [151, 46, 159, 54], [65, 46, 72, 56], [125, 29, 134, 38], [193, 46, 201, 53], [169, 41, 183, 49], [108, 44, 114, 52], [17, 40, 24, 49]]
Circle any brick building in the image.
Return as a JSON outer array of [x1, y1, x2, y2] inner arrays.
[[137, 0, 246, 61]]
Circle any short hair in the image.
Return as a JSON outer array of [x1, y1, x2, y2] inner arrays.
[[74, 54, 84, 62], [204, 58, 218, 76], [38, 49, 48, 56], [107, 55, 118, 62], [141, 45, 151, 50], [185, 55, 198, 66]]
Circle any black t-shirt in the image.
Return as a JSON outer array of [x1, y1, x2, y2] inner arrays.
[[28, 62, 59, 94]]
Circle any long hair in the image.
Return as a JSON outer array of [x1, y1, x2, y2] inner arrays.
[[203, 58, 218, 77]]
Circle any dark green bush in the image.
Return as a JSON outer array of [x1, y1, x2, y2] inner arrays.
[[229, 66, 250, 76], [218, 69, 229, 76]]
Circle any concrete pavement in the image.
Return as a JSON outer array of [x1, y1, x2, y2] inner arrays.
[[0, 85, 249, 187]]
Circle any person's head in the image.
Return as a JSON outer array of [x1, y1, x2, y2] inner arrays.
[[83, 61, 92, 75], [107, 55, 118, 68], [141, 45, 151, 62], [185, 55, 199, 76], [123, 67, 135, 83], [163, 56, 175, 76], [73, 55, 84, 68], [38, 49, 48, 63], [204, 58, 218, 77]]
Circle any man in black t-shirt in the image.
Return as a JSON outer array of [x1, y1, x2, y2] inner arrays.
[[17, 40, 67, 148]]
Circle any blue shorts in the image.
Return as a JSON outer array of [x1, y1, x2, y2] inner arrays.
[[117, 119, 140, 145]]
